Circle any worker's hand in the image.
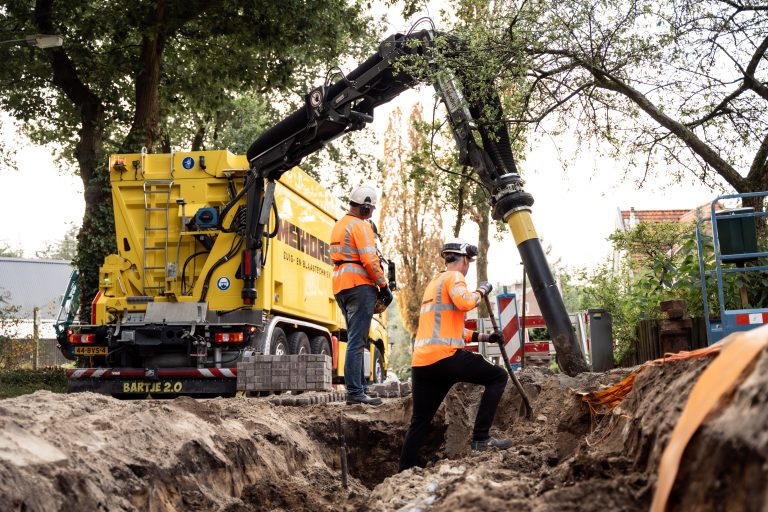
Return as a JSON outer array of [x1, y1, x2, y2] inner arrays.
[[488, 330, 503, 345], [377, 285, 394, 307], [477, 333, 490, 343], [476, 281, 493, 297]]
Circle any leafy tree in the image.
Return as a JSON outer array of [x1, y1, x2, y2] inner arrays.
[[384, 299, 413, 380], [444, 0, 768, 212], [610, 221, 696, 283], [0, 290, 30, 369], [576, 219, 767, 361], [0, 117, 19, 174], [35, 223, 79, 261], [0, 0, 372, 307], [407, 102, 506, 316], [0, 242, 23, 258], [574, 260, 643, 361], [379, 106, 445, 337]]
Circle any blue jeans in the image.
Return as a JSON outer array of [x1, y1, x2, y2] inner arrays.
[[335, 284, 377, 397]]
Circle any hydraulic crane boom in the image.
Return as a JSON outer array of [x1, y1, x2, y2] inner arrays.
[[243, 29, 589, 376]]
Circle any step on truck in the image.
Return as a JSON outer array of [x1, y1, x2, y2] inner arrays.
[[59, 150, 392, 397]]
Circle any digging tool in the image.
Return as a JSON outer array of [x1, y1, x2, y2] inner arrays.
[[484, 296, 534, 419], [338, 414, 348, 489]]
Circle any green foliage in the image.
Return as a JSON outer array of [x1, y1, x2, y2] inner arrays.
[[441, 0, 768, 197], [35, 222, 79, 261], [575, 220, 768, 362], [575, 261, 645, 362], [385, 299, 412, 381], [0, 241, 24, 258], [0, 368, 68, 398], [0, 0, 374, 308], [0, 301, 31, 370], [73, 170, 116, 313]]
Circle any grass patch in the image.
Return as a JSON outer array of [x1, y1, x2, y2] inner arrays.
[[0, 368, 68, 399]]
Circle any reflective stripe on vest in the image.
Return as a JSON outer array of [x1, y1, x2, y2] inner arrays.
[[414, 273, 464, 349], [331, 217, 380, 280], [332, 265, 370, 278]]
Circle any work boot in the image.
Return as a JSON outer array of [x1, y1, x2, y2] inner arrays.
[[346, 394, 383, 406], [471, 436, 513, 452]]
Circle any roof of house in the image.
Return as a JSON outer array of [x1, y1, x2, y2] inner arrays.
[[620, 209, 691, 223], [0, 257, 74, 319], [619, 203, 723, 231]]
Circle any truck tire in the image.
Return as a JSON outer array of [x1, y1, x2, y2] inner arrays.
[[270, 327, 289, 355], [288, 331, 311, 355], [310, 335, 332, 356], [372, 347, 384, 384]]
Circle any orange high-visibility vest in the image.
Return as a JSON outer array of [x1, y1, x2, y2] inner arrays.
[[412, 271, 481, 367], [330, 214, 387, 295]]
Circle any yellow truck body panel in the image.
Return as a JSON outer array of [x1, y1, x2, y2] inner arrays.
[[72, 150, 388, 394]]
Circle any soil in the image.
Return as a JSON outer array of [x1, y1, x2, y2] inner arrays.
[[1, 347, 767, 511]]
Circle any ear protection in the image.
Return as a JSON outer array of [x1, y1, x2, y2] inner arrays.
[[360, 201, 373, 217]]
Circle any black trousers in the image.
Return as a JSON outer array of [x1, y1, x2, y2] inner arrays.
[[399, 350, 508, 471]]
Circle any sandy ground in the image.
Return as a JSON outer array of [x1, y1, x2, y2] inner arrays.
[[1, 349, 767, 511]]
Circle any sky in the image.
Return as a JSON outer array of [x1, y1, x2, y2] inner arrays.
[[0, 2, 722, 288]]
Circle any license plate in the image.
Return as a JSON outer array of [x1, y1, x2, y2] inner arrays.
[[73, 346, 108, 355], [119, 381, 184, 394]]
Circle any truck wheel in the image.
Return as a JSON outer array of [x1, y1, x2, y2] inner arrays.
[[288, 331, 311, 355], [372, 347, 384, 384], [310, 335, 332, 356], [270, 327, 289, 355]]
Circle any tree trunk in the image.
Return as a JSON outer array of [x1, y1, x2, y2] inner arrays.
[[191, 123, 206, 151], [453, 175, 467, 237], [72, 100, 115, 312], [476, 208, 490, 317], [742, 194, 766, 234], [122, 33, 164, 152]]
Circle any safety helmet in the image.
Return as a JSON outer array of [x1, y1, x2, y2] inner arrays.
[[441, 237, 478, 261], [349, 185, 377, 206]]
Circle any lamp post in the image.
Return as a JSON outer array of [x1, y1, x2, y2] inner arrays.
[[0, 34, 63, 49]]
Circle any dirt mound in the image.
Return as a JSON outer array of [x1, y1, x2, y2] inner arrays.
[[1, 350, 767, 511]]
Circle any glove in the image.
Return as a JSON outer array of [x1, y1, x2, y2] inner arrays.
[[377, 286, 394, 307], [488, 330, 503, 345], [476, 281, 493, 297]]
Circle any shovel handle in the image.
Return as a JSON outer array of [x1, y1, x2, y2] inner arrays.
[[483, 296, 533, 419]]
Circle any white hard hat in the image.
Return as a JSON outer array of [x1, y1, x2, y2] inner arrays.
[[441, 237, 478, 261], [349, 185, 377, 206]]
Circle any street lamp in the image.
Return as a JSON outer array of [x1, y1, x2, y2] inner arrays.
[[0, 34, 63, 49]]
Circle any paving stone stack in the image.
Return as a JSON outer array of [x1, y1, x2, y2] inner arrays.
[[267, 381, 413, 406], [237, 354, 332, 392], [367, 380, 412, 398]]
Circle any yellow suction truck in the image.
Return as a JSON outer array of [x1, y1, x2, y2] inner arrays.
[[60, 150, 392, 396]]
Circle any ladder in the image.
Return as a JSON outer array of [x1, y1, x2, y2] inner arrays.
[[143, 180, 174, 295]]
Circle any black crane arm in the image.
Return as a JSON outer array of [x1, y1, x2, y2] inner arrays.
[[239, 29, 589, 375]]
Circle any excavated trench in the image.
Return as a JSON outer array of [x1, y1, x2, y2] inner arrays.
[[3, 349, 768, 511]]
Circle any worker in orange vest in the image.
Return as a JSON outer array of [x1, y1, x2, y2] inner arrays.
[[399, 237, 511, 471], [331, 185, 393, 406]]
